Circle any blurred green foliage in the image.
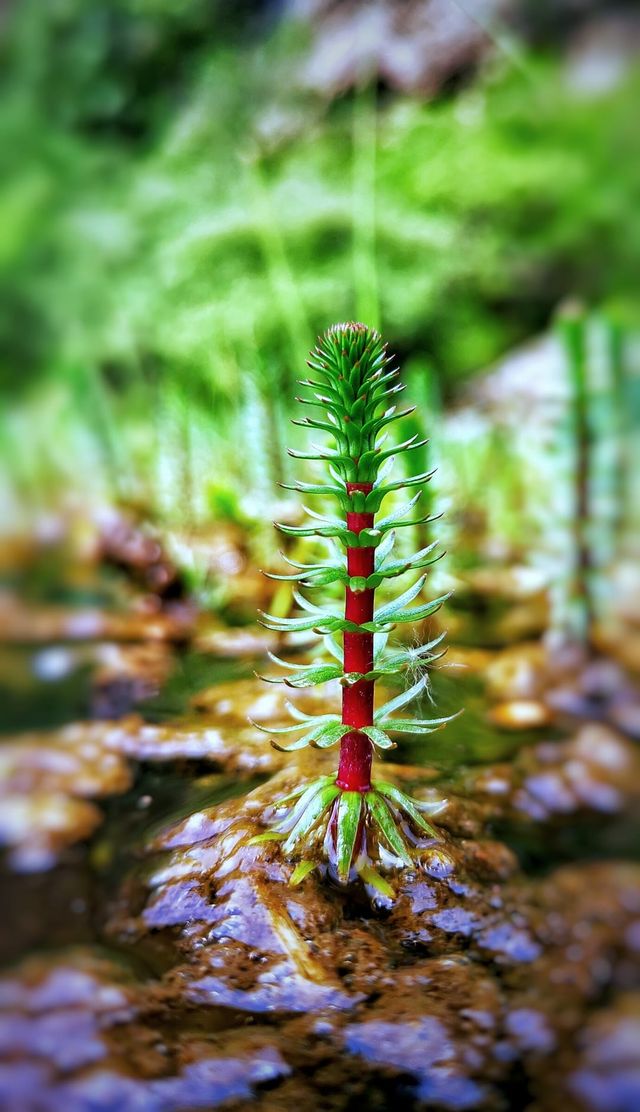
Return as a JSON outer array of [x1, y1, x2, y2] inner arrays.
[[1, 0, 639, 520]]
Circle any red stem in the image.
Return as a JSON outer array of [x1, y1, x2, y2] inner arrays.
[[337, 482, 375, 792]]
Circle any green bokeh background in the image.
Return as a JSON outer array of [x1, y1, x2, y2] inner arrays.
[[1, 0, 638, 534]]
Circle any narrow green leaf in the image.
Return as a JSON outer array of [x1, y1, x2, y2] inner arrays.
[[360, 725, 395, 750], [282, 784, 341, 853], [273, 777, 337, 832], [359, 864, 395, 898], [273, 775, 335, 809], [280, 553, 345, 573], [304, 567, 347, 586], [247, 831, 286, 846], [376, 493, 422, 531], [250, 717, 311, 736], [371, 515, 436, 538], [324, 633, 343, 663], [283, 664, 343, 688], [366, 792, 413, 865], [335, 791, 363, 882], [283, 700, 339, 723], [275, 522, 346, 540], [377, 709, 462, 734], [301, 505, 347, 529], [374, 674, 429, 721], [290, 860, 317, 886], [372, 540, 441, 583], [382, 590, 452, 625], [258, 612, 325, 633], [374, 529, 396, 568], [374, 575, 427, 623], [374, 781, 441, 838], [308, 721, 351, 749], [280, 480, 344, 498]]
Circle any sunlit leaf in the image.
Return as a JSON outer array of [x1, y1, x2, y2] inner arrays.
[[366, 792, 412, 865], [282, 783, 341, 853], [374, 674, 429, 721], [335, 791, 363, 882], [360, 725, 395, 750], [374, 781, 441, 838], [289, 860, 317, 885]]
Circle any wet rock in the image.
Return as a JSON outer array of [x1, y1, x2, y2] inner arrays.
[[561, 994, 640, 1111], [108, 715, 287, 775], [0, 949, 292, 1111], [488, 699, 553, 731], [0, 592, 193, 645], [105, 770, 640, 1111], [0, 713, 287, 870], [593, 620, 640, 678], [3, 773, 640, 1111], [545, 656, 640, 732], [297, 0, 511, 97], [193, 622, 280, 659], [447, 566, 550, 647], [0, 722, 133, 871], [113, 776, 360, 1015], [454, 724, 640, 828], [190, 674, 344, 724], [96, 509, 185, 599], [0, 794, 103, 873], [484, 642, 551, 700], [89, 642, 174, 718], [342, 959, 502, 1109]]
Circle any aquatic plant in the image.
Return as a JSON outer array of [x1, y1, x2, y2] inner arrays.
[[253, 322, 455, 888]]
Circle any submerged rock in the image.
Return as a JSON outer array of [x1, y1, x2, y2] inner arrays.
[[446, 566, 551, 647], [89, 642, 174, 719]]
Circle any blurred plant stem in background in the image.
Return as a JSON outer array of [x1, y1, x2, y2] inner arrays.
[[605, 315, 633, 554], [558, 304, 593, 646]]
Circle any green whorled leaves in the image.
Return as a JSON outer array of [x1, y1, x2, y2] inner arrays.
[[260, 634, 445, 696], [279, 664, 344, 689], [364, 468, 436, 512], [250, 711, 351, 752], [259, 579, 450, 637], [273, 496, 442, 554], [264, 551, 347, 589]]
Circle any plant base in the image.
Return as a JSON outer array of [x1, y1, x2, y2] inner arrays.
[[250, 774, 448, 892]]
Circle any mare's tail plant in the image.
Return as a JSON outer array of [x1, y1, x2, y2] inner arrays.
[[252, 323, 455, 889]]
